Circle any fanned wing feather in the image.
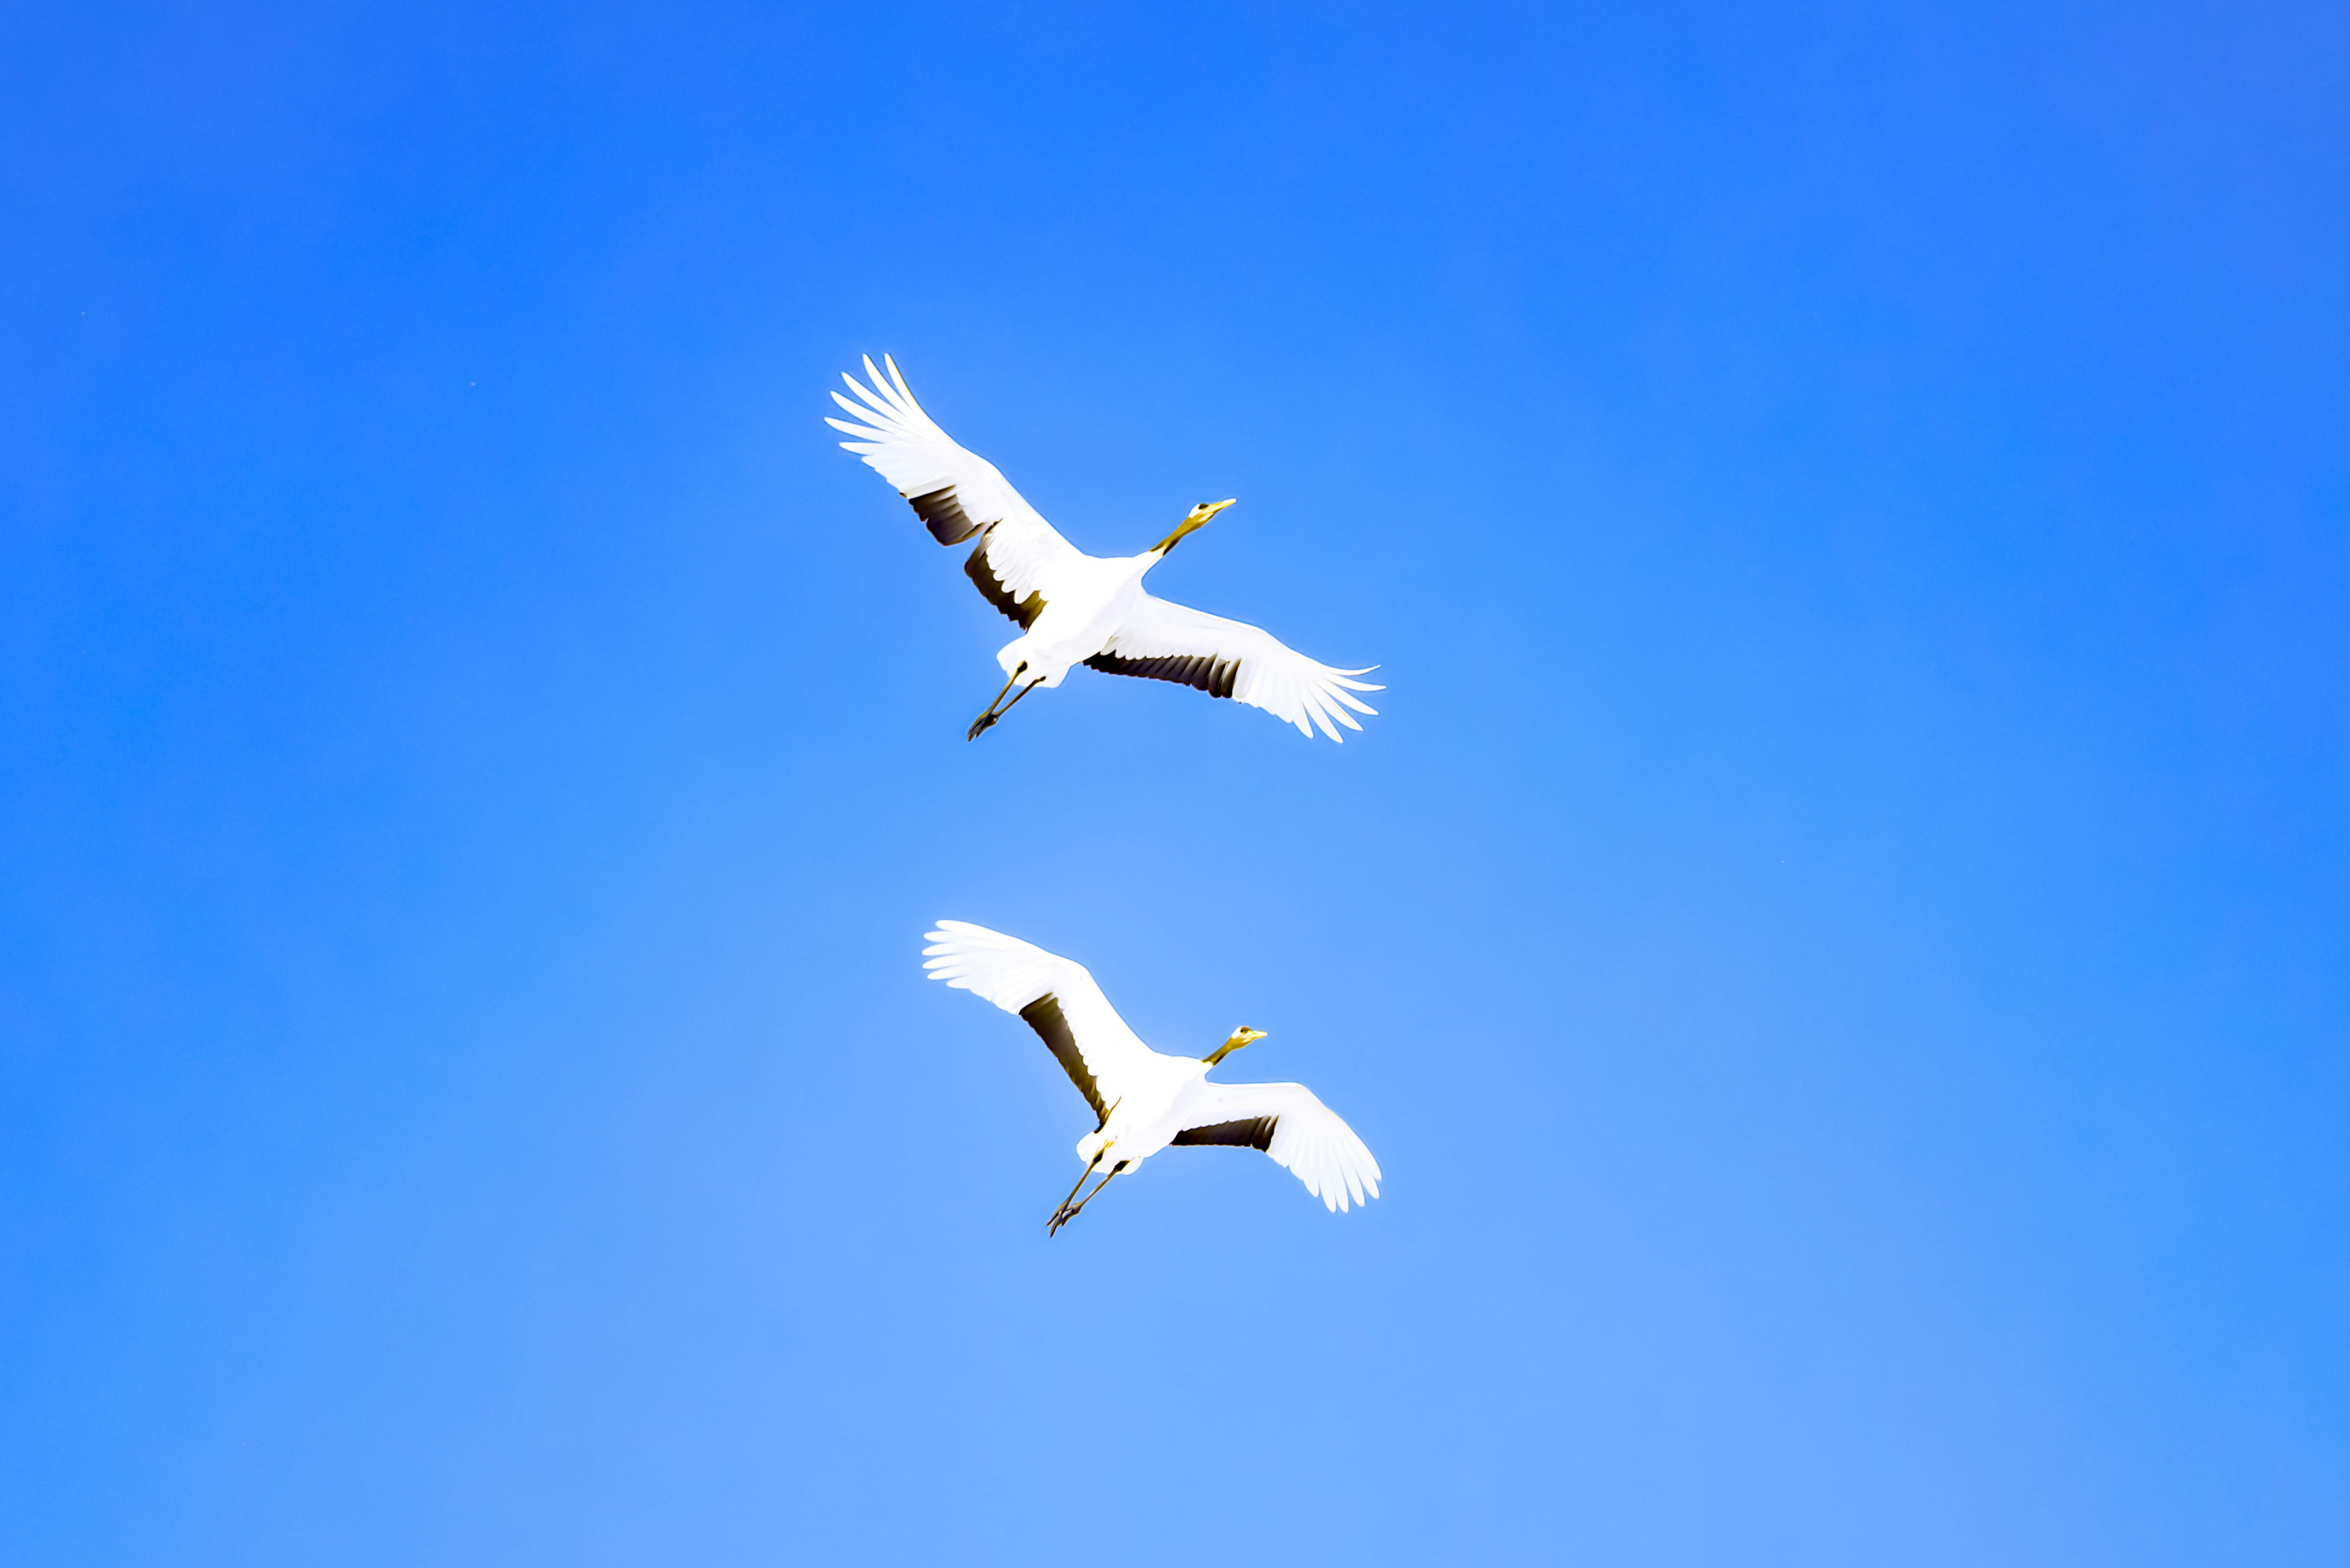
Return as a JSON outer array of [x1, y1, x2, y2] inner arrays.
[[1174, 1080, 1383, 1212], [829, 356, 1081, 620], [1087, 591, 1382, 741], [922, 920, 1161, 1127]]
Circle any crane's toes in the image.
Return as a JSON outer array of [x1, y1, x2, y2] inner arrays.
[[966, 712, 998, 742]]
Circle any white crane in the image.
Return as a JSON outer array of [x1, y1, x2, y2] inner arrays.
[[922, 920, 1382, 1234], [829, 356, 1382, 741]]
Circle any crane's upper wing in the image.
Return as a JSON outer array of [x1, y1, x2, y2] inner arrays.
[[922, 920, 1162, 1129], [1171, 1079, 1382, 1212], [828, 356, 1082, 629], [1084, 590, 1382, 741]]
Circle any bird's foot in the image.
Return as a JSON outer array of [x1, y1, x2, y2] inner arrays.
[[966, 710, 999, 742]]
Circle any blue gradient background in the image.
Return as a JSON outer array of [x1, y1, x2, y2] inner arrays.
[[4, 3, 2346, 1563]]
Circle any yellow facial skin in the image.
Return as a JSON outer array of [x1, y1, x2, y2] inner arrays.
[[1203, 1025, 1267, 1066]]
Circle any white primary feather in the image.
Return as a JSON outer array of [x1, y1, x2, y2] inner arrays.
[[920, 920, 1160, 1113], [1101, 592, 1382, 741], [827, 355, 1078, 613], [1180, 1080, 1384, 1212]]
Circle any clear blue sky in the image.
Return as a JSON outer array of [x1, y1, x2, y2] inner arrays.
[[4, 2, 2346, 1563]]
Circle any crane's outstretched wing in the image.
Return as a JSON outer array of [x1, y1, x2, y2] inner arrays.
[[828, 356, 1082, 629], [922, 921, 1163, 1130], [1084, 591, 1381, 741], [1172, 1080, 1382, 1212]]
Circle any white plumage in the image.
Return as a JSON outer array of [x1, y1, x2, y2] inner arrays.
[[923, 920, 1382, 1231], [830, 356, 1382, 741]]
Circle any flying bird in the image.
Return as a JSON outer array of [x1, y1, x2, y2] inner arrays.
[[829, 356, 1381, 741], [922, 920, 1382, 1234]]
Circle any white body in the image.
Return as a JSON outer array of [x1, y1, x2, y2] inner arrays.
[[993, 548, 1157, 689], [922, 920, 1382, 1213]]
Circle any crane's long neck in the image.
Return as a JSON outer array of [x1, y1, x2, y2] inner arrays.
[[1203, 1029, 1258, 1067]]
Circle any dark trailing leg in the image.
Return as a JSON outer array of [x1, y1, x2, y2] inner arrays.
[[966, 665, 1026, 741], [968, 676, 1044, 742], [1048, 1168, 1120, 1236], [1045, 1155, 1100, 1234]]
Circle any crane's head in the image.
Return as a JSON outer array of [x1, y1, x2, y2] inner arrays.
[[1202, 1025, 1267, 1067], [1149, 498, 1237, 556]]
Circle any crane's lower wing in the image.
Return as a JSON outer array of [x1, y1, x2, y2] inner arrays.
[[828, 357, 1080, 629], [1084, 591, 1381, 741], [922, 921, 1162, 1129], [1173, 1080, 1382, 1212]]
